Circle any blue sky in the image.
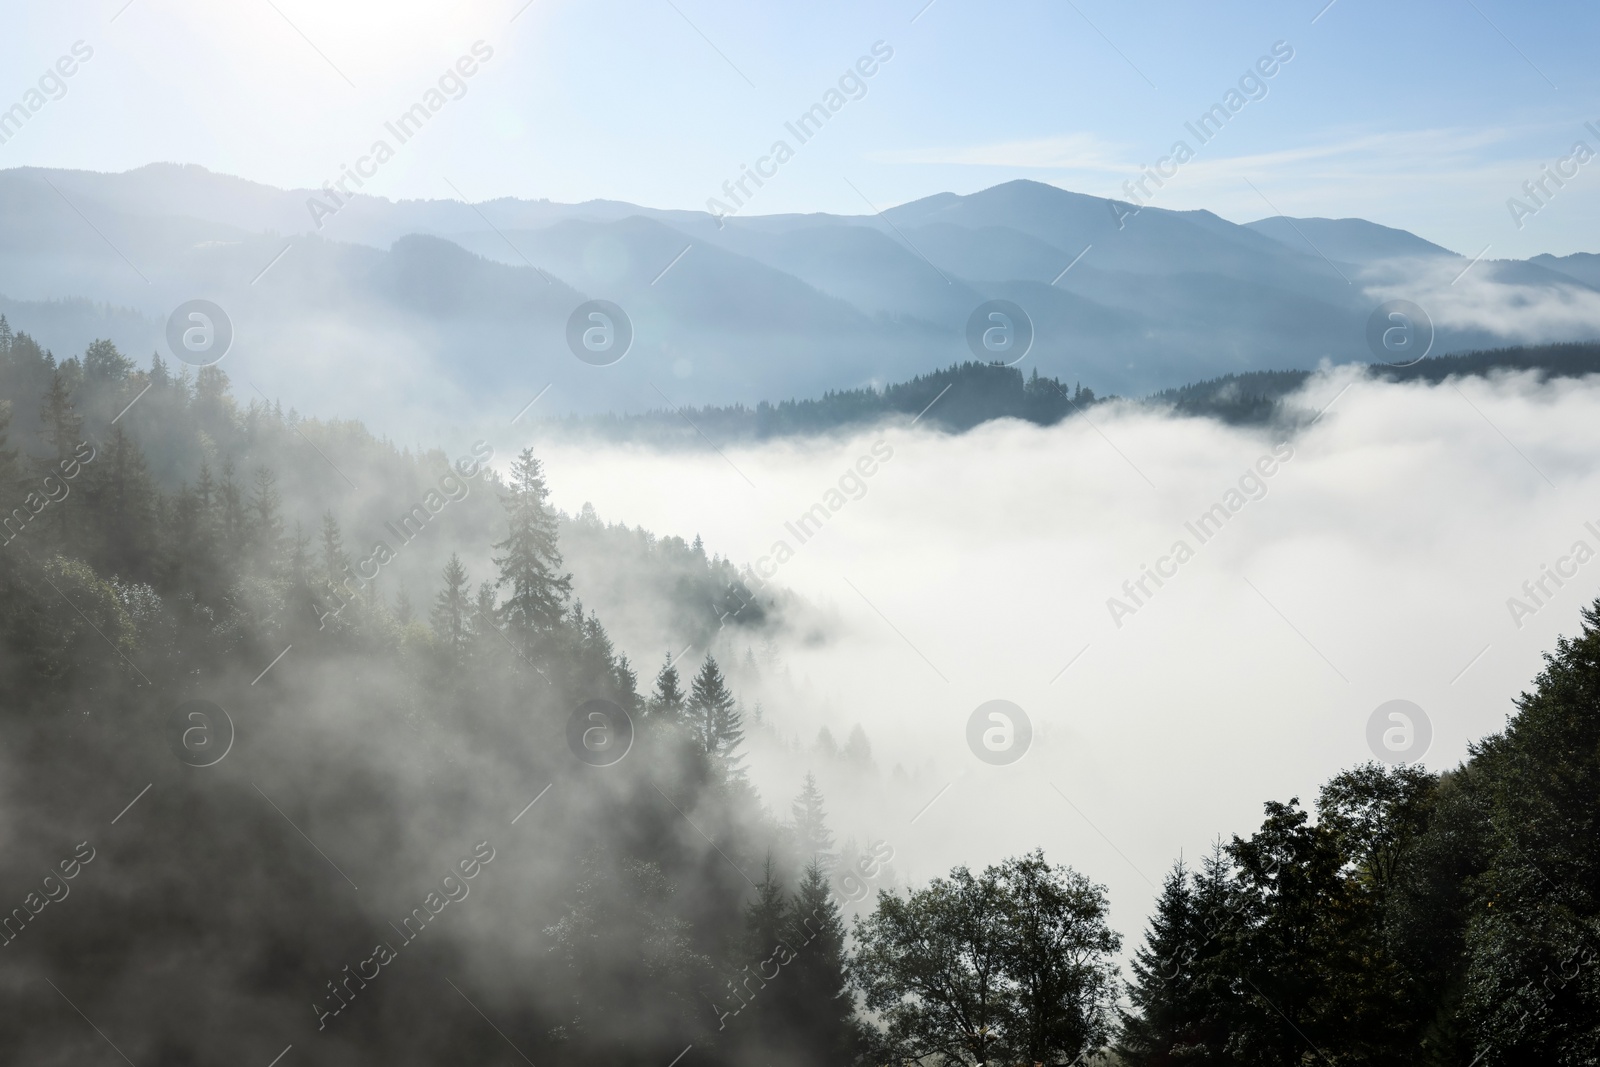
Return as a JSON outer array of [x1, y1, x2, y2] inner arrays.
[[4, 0, 1598, 256]]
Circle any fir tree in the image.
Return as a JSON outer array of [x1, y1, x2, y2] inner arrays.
[[648, 653, 686, 723], [688, 654, 742, 771], [1118, 859, 1205, 1066], [787, 859, 859, 1065], [94, 425, 157, 578], [842, 723, 873, 767], [38, 369, 83, 544], [248, 466, 284, 574], [493, 448, 571, 651], [791, 772, 835, 872], [430, 553, 472, 658], [320, 511, 349, 588]]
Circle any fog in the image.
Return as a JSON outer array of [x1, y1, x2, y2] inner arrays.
[[528, 366, 1600, 956]]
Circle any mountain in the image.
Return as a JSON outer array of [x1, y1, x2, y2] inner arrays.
[[1531, 251, 1600, 288], [1, 166, 1596, 439], [1244, 215, 1457, 265]]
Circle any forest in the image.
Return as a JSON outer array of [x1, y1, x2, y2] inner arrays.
[[537, 340, 1600, 446], [1, 323, 1597, 1065]]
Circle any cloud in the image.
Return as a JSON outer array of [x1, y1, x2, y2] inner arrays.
[[1359, 255, 1600, 341], [534, 368, 1600, 968]]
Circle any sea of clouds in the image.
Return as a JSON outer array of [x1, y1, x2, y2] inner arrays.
[[529, 365, 1600, 958]]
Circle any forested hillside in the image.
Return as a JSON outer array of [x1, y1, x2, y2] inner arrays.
[[0, 324, 862, 1065], [538, 341, 1600, 446], [2, 326, 1598, 1065]]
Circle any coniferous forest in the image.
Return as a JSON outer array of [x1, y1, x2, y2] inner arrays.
[[1, 325, 1597, 1064]]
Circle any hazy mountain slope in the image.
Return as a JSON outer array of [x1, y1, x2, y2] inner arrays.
[[1246, 215, 1459, 264], [0, 165, 1596, 434]]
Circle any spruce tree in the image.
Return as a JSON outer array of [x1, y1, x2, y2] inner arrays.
[[648, 654, 686, 723], [732, 855, 790, 1046], [249, 466, 285, 574], [688, 654, 742, 771], [786, 859, 859, 1065], [842, 724, 873, 767], [319, 511, 349, 588], [791, 772, 835, 872], [94, 425, 157, 578], [430, 553, 472, 658], [1118, 859, 1206, 1066], [38, 369, 83, 545], [493, 448, 571, 651]]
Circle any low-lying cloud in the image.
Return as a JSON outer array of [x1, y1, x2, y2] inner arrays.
[[532, 366, 1600, 962]]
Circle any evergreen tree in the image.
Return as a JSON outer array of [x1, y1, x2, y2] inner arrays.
[[786, 859, 859, 1065], [248, 466, 285, 573], [38, 369, 84, 545], [687, 654, 742, 771], [319, 511, 349, 588], [218, 461, 245, 558], [83, 338, 134, 385], [430, 553, 472, 658], [0, 399, 19, 511], [287, 521, 312, 591], [791, 772, 835, 872], [842, 723, 873, 767], [728, 855, 790, 1047], [1119, 859, 1202, 1067], [493, 448, 571, 651], [93, 425, 157, 578], [648, 654, 687, 723]]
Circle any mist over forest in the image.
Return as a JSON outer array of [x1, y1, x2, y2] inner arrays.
[[4, 299, 1600, 1064], [5, 1, 1600, 1061]]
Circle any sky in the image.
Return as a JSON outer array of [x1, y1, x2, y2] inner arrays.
[[2, 0, 1599, 257]]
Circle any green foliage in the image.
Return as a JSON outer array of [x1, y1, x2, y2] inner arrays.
[[853, 851, 1120, 1066]]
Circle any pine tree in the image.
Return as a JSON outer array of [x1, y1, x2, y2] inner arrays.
[[648, 654, 686, 723], [791, 772, 835, 872], [493, 448, 571, 651], [430, 553, 472, 658], [688, 654, 742, 771]]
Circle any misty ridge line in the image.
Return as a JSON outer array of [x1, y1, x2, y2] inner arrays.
[[707, 40, 895, 227], [1109, 39, 1296, 230], [534, 343, 1600, 449], [306, 39, 496, 230]]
